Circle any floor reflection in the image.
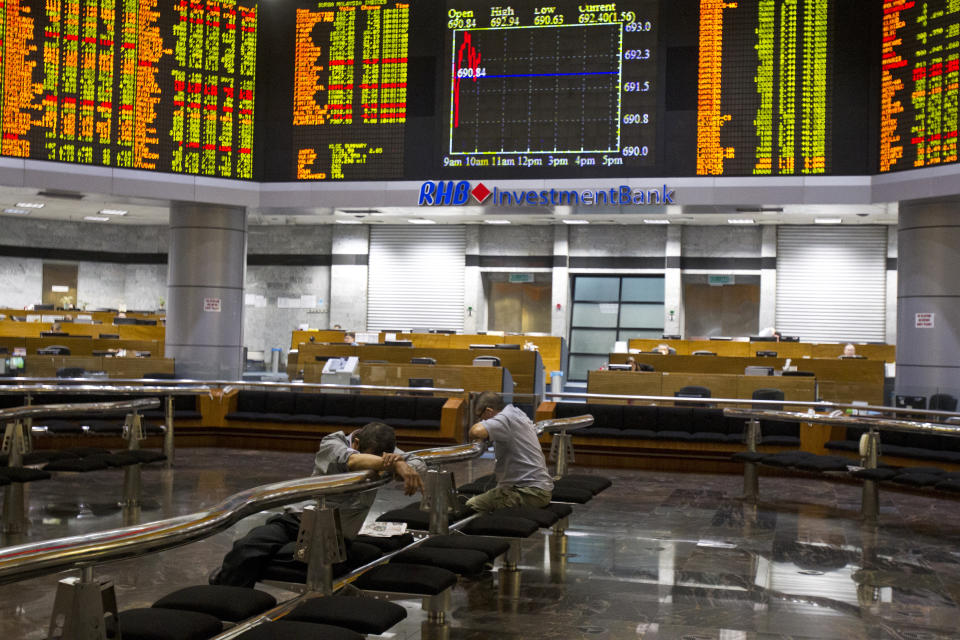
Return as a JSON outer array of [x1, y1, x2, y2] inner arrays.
[[1, 448, 960, 639]]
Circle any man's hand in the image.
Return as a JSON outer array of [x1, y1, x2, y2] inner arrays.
[[393, 460, 424, 495], [380, 452, 403, 470]]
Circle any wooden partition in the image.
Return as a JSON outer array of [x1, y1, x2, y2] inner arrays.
[[289, 330, 349, 349], [298, 362, 507, 394], [587, 370, 816, 404], [608, 353, 883, 404], [627, 338, 895, 361], [295, 344, 544, 394], [0, 319, 164, 342], [0, 336, 163, 357], [22, 356, 175, 378]]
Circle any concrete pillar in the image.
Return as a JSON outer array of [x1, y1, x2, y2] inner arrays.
[[896, 198, 960, 399], [759, 225, 777, 333], [330, 225, 369, 330], [166, 204, 247, 380], [886, 226, 898, 345], [663, 225, 682, 336], [551, 225, 570, 338]]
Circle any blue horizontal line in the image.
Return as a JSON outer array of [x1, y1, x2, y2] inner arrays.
[[476, 71, 618, 79]]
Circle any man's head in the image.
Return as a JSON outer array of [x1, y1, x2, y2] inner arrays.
[[344, 332, 356, 344], [474, 391, 504, 422], [843, 343, 857, 357], [352, 422, 396, 455]]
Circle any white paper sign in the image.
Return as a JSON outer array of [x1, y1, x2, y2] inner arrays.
[[203, 298, 221, 313], [915, 312, 934, 329]]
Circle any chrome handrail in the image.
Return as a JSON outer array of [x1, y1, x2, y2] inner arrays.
[[723, 408, 960, 437], [0, 384, 213, 397], [0, 379, 464, 395], [537, 414, 594, 435], [0, 398, 159, 420], [0, 440, 486, 585]]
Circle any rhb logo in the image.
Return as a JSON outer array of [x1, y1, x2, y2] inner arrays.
[[419, 181, 490, 205]]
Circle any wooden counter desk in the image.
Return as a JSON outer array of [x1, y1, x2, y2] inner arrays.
[[627, 338, 895, 362], [297, 362, 510, 395], [0, 336, 162, 357], [21, 356, 175, 378], [587, 370, 816, 405], [295, 343, 544, 395], [608, 353, 883, 404], [0, 320, 164, 342]]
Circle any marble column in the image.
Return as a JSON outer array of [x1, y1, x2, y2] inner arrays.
[[551, 225, 570, 338], [663, 225, 683, 336], [896, 197, 960, 399], [166, 204, 246, 380], [463, 226, 482, 333], [759, 225, 777, 333]]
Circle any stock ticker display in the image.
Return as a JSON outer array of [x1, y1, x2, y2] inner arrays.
[[0, 1, 882, 181], [0, 0, 258, 179], [880, 0, 960, 173]]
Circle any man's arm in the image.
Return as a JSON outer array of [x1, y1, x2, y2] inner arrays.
[[469, 421, 489, 442]]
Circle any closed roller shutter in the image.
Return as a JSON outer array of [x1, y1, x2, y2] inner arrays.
[[367, 226, 465, 331], [776, 226, 887, 342]]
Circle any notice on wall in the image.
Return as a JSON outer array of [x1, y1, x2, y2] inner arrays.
[[915, 312, 935, 329], [204, 298, 222, 313]]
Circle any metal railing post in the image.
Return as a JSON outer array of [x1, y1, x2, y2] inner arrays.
[[163, 394, 174, 467], [421, 469, 455, 535], [743, 418, 761, 503], [861, 429, 880, 522], [46, 565, 118, 640], [297, 502, 346, 596]]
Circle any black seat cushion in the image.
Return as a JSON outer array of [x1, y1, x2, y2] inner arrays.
[[65, 447, 112, 458], [420, 534, 510, 561], [760, 435, 802, 446], [86, 420, 125, 434], [825, 440, 860, 452], [232, 620, 362, 640], [793, 455, 853, 472], [236, 391, 268, 414], [0, 467, 52, 482], [44, 456, 112, 472], [851, 468, 899, 481], [41, 419, 85, 434], [152, 585, 277, 622], [125, 450, 167, 464], [265, 540, 383, 584], [490, 507, 559, 528], [285, 595, 406, 634], [731, 451, 768, 463], [621, 405, 658, 429], [545, 502, 574, 518], [548, 484, 593, 503], [761, 451, 815, 467], [293, 392, 326, 418], [22, 450, 76, 465], [111, 607, 222, 640], [353, 562, 457, 595], [557, 475, 612, 494], [462, 514, 539, 538], [0, 474, 10, 486], [354, 533, 414, 552], [935, 479, 960, 492], [891, 471, 945, 487], [392, 546, 489, 575]]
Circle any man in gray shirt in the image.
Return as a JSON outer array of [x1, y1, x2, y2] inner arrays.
[[212, 422, 423, 587], [466, 391, 553, 512]]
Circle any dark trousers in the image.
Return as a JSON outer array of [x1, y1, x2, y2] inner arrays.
[[216, 512, 302, 587]]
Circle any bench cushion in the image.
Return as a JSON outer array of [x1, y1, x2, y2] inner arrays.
[[420, 534, 510, 561], [232, 621, 362, 640], [545, 502, 574, 518], [462, 514, 539, 537], [285, 595, 406, 634], [851, 468, 899, 481], [354, 533, 414, 552], [392, 547, 489, 575], [152, 585, 276, 622], [0, 467, 52, 482], [112, 607, 222, 640], [548, 483, 593, 503], [490, 507, 559, 528], [354, 562, 457, 595], [793, 455, 853, 472], [559, 474, 612, 494], [44, 456, 112, 472]]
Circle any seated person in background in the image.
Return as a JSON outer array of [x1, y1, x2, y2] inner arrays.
[[211, 422, 424, 587], [332, 324, 342, 330], [50, 322, 62, 332], [466, 391, 553, 512], [625, 356, 639, 371], [841, 343, 857, 358], [758, 326, 782, 341], [654, 343, 675, 355], [343, 332, 356, 344]]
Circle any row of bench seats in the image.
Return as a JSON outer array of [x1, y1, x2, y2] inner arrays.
[[826, 427, 960, 464], [226, 390, 448, 430], [107, 472, 613, 640], [554, 402, 801, 446]]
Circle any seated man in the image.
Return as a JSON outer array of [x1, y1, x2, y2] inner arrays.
[[466, 392, 553, 512], [211, 422, 424, 587], [841, 343, 857, 357]]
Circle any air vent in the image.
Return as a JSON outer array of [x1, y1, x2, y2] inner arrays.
[[36, 190, 84, 200], [340, 208, 381, 214]]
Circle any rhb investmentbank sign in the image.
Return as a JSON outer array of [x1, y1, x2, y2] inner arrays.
[[418, 181, 676, 206]]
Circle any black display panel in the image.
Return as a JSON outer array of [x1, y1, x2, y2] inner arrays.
[[0, 0, 258, 179], [879, 0, 960, 173]]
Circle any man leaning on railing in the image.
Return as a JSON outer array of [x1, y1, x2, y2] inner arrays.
[[210, 422, 424, 587]]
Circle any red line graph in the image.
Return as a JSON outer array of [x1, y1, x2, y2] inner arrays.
[[453, 32, 482, 128]]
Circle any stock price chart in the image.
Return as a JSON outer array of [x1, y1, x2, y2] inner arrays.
[[696, 0, 832, 176], [0, 0, 258, 179], [442, 1, 658, 173]]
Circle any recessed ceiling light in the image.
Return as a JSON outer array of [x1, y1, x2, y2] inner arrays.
[[562, 219, 589, 225], [728, 218, 756, 224], [407, 219, 436, 225], [484, 219, 511, 224], [98, 209, 127, 216], [83, 216, 110, 222], [336, 220, 362, 224], [3, 208, 30, 215], [15, 202, 44, 209], [643, 219, 670, 224], [814, 218, 842, 224]]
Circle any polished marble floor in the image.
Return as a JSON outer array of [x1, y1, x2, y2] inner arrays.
[[2, 448, 960, 639]]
